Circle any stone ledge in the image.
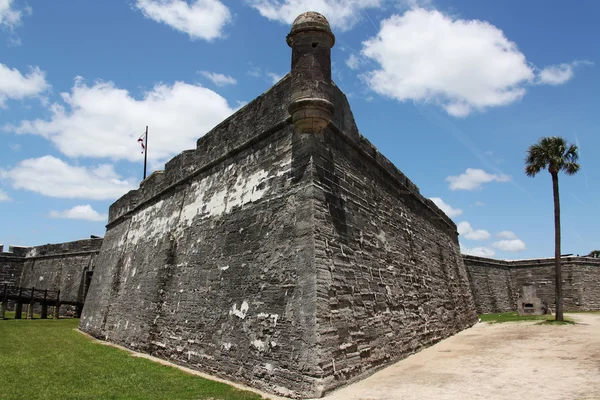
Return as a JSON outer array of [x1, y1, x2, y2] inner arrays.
[[463, 254, 600, 268]]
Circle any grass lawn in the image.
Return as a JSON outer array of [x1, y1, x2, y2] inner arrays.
[[479, 312, 554, 323], [0, 314, 264, 400], [479, 312, 576, 324]]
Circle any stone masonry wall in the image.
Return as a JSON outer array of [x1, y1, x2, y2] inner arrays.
[[310, 88, 477, 394], [19, 239, 102, 316], [464, 255, 600, 313], [463, 256, 515, 314], [81, 76, 328, 397], [81, 70, 478, 398], [0, 246, 27, 311], [81, 126, 323, 396], [0, 245, 26, 287], [1, 240, 101, 314], [510, 258, 600, 311]]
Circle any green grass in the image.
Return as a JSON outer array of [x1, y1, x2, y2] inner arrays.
[[538, 319, 576, 325], [0, 316, 264, 400], [479, 312, 557, 323]]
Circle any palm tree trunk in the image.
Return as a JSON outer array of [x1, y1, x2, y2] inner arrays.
[[551, 172, 563, 321]]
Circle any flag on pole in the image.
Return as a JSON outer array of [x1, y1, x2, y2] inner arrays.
[[138, 134, 146, 154], [139, 126, 148, 180]]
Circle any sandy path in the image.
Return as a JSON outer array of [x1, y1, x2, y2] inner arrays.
[[79, 314, 600, 400], [319, 313, 600, 400]]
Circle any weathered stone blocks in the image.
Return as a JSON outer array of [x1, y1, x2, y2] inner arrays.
[[80, 12, 478, 399], [0, 239, 102, 316], [464, 255, 600, 314]]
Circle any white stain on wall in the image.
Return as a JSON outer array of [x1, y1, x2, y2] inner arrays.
[[251, 339, 266, 351], [180, 167, 272, 227], [117, 150, 291, 254], [229, 300, 249, 319], [122, 199, 181, 246]]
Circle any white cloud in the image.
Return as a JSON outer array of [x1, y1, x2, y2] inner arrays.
[[199, 71, 237, 86], [7, 77, 235, 163], [247, 0, 382, 31], [538, 63, 573, 86], [346, 54, 361, 70], [135, 0, 231, 41], [49, 205, 107, 222], [461, 244, 495, 258], [0, 63, 49, 107], [0, 0, 27, 30], [537, 61, 592, 86], [457, 221, 490, 241], [0, 189, 11, 202], [266, 72, 284, 84], [1, 156, 135, 200], [492, 239, 526, 252], [361, 8, 538, 117], [446, 168, 510, 191], [247, 66, 285, 84], [497, 230, 517, 240], [429, 197, 462, 218]]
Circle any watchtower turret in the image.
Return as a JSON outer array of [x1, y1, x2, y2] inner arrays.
[[286, 12, 335, 133]]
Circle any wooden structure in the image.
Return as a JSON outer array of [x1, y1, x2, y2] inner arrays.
[[0, 284, 82, 319]]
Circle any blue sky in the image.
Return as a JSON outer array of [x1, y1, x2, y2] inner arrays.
[[0, 0, 598, 259]]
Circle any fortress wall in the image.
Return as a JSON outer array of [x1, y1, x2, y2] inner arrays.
[[18, 239, 102, 315], [81, 14, 481, 396], [0, 248, 25, 311], [0, 240, 101, 315], [510, 258, 600, 312], [81, 72, 480, 398], [81, 119, 326, 397], [107, 76, 292, 225], [310, 89, 477, 393], [464, 255, 600, 313], [463, 256, 515, 314], [0, 246, 26, 287]]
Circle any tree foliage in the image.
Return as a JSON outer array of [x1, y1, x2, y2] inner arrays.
[[525, 136, 580, 177], [525, 136, 580, 322]]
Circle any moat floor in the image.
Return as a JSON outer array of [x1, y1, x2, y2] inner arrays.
[[318, 313, 600, 400]]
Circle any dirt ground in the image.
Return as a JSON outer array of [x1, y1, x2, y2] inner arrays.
[[319, 313, 600, 400], [84, 313, 600, 400]]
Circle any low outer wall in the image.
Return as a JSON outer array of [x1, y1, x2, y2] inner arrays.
[[0, 246, 27, 287], [19, 239, 102, 313], [464, 255, 600, 313], [463, 256, 515, 314]]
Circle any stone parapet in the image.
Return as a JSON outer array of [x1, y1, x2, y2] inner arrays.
[[464, 255, 600, 313]]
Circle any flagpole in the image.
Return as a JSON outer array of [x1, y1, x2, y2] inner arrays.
[[143, 126, 148, 180]]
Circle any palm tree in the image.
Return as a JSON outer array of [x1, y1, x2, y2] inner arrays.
[[525, 137, 580, 321]]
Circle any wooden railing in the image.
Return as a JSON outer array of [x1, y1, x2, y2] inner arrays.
[[0, 284, 83, 319]]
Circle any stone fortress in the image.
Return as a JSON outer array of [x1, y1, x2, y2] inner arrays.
[[1, 12, 599, 399], [463, 254, 600, 314], [0, 239, 101, 317], [78, 12, 477, 397]]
